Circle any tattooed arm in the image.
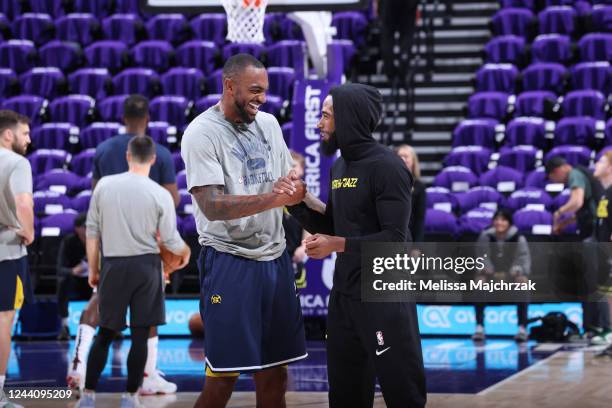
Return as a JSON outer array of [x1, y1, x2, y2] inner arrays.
[[191, 183, 306, 221]]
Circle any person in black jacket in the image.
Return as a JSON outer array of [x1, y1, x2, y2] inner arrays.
[[275, 83, 426, 408], [56, 213, 92, 340], [395, 144, 426, 243]]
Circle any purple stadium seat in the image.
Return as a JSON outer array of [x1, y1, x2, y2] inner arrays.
[[280, 16, 304, 41], [606, 118, 612, 145], [131, 40, 173, 73], [102, 13, 143, 46], [521, 62, 567, 94], [98, 95, 128, 122], [49, 95, 95, 128], [479, 165, 525, 193], [177, 190, 193, 216], [554, 116, 598, 146], [579, 33, 612, 62], [177, 170, 187, 190], [467, 92, 509, 120], [484, 35, 526, 65], [71, 190, 91, 213], [222, 42, 265, 61], [505, 117, 547, 149], [161, 67, 205, 101], [181, 215, 197, 236], [456, 186, 505, 214], [35, 169, 83, 195], [592, 5, 612, 32], [513, 207, 553, 235], [327, 39, 357, 82], [0, 13, 8, 41], [0, 68, 16, 99], [532, 34, 571, 63], [149, 121, 176, 147], [39, 40, 82, 72], [459, 207, 496, 235], [498, 145, 539, 172], [205, 69, 223, 95], [545, 145, 592, 166], [80, 122, 121, 149], [173, 151, 184, 173], [29, 0, 65, 17], [425, 187, 459, 213], [514, 90, 557, 117], [176, 40, 217, 75], [525, 167, 547, 188], [562, 90, 606, 119], [452, 119, 498, 148], [425, 209, 458, 236], [31, 123, 78, 150], [571, 61, 611, 94], [112, 68, 160, 98], [259, 94, 284, 117], [56, 13, 100, 46], [70, 148, 95, 176], [68, 68, 110, 99], [501, 0, 535, 8], [331, 11, 368, 48], [20, 67, 65, 99], [267, 40, 306, 73], [33, 191, 72, 216], [491, 8, 535, 38], [0, 40, 36, 73], [538, 6, 576, 35], [444, 146, 492, 176], [281, 122, 292, 146], [85, 41, 128, 73], [506, 187, 553, 211], [267, 67, 295, 101], [72, 0, 112, 18], [1, 95, 46, 125], [39, 211, 78, 237], [190, 13, 227, 45], [0, 0, 21, 20], [434, 166, 478, 192], [150, 96, 192, 128], [28, 149, 70, 176], [146, 13, 190, 44], [115, 0, 140, 14], [263, 13, 282, 44], [475, 64, 519, 93], [195, 94, 221, 113], [12, 13, 54, 46]]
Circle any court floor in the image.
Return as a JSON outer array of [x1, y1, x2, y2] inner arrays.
[[5, 338, 612, 407]]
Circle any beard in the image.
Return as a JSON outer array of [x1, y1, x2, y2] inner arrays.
[[234, 98, 255, 124], [321, 132, 339, 157], [11, 138, 26, 156]]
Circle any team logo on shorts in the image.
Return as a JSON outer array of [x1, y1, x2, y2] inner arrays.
[[376, 331, 385, 346], [211, 295, 222, 304]]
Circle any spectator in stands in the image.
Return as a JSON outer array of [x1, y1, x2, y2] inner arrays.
[[395, 144, 426, 243], [474, 209, 531, 342], [546, 156, 610, 337], [56, 213, 92, 341]]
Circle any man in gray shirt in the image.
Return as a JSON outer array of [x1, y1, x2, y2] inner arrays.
[[181, 54, 306, 408], [78, 136, 190, 408], [0, 110, 34, 408]]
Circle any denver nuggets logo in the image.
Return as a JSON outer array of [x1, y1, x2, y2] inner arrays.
[[211, 295, 222, 304]]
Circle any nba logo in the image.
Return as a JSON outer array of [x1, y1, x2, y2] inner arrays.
[[376, 331, 384, 346]]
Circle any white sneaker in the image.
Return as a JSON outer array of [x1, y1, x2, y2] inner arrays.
[[0, 389, 24, 408], [74, 392, 95, 408], [140, 370, 177, 395], [67, 359, 86, 398], [120, 393, 143, 408]]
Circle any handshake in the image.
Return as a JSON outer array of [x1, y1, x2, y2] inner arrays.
[[272, 170, 306, 206]]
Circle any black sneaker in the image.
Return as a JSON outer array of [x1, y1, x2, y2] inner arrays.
[[57, 325, 70, 341]]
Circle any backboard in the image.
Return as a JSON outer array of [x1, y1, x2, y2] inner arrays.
[[142, 0, 368, 13]]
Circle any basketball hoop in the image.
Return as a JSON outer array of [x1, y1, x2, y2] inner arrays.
[[221, 0, 268, 44]]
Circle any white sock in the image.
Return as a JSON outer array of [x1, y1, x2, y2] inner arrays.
[[0, 374, 5, 389], [518, 325, 526, 334], [475, 324, 484, 333], [144, 336, 158, 376], [71, 324, 95, 371]]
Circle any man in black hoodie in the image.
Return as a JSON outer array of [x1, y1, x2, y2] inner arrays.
[[277, 83, 426, 407]]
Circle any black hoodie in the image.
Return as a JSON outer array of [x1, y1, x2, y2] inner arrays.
[[288, 83, 413, 299]]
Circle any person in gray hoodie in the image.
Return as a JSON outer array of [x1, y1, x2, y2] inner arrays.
[[474, 208, 531, 342]]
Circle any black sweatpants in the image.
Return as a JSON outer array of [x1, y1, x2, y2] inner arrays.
[[326, 290, 426, 408], [57, 275, 92, 319]]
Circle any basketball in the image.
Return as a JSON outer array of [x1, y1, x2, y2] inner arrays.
[[189, 313, 204, 338], [160, 244, 183, 275]]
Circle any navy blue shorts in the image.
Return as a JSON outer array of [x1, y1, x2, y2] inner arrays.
[[198, 246, 307, 373], [0, 256, 34, 312]]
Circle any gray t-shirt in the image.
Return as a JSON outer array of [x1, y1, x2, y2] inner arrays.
[[181, 105, 293, 261], [0, 148, 33, 261], [86, 172, 185, 257]]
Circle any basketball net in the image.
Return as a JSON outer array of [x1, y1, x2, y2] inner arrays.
[[221, 0, 268, 44]]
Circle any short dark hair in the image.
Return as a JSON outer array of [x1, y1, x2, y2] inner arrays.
[[123, 94, 149, 120], [493, 208, 513, 225], [222, 53, 265, 80], [74, 213, 87, 228], [128, 136, 156, 163], [545, 156, 568, 175], [0, 109, 29, 133]]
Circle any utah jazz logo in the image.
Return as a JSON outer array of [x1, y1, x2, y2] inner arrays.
[[211, 295, 222, 304], [597, 198, 609, 218], [331, 178, 358, 190]]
